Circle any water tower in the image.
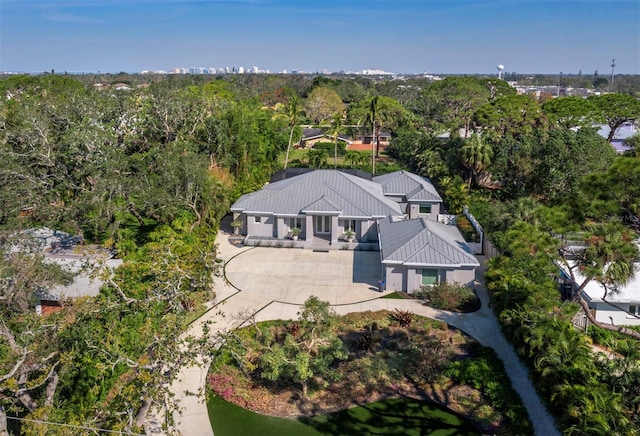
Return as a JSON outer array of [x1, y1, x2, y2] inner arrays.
[[497, 64, 505, 80]]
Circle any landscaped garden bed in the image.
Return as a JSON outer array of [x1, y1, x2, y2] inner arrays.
[[207, 298, 531, 435], [383, 282, 482, 313], [456, 215, 479, 243]]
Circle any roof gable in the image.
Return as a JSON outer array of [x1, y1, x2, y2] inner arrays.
[[373, 171, 442, 203], [379, 218, 478, 267], [302, 195, 342, 213]]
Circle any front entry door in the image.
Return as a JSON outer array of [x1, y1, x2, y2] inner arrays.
[[315, 215, 331, 234]]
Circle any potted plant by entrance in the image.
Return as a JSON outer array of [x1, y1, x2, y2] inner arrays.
[[290, 227, 302, 241], [230, 219, 243, 235], [344, 229, 355, 243]]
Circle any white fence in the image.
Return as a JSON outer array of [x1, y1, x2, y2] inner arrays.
[[463, 206, 484, 255], [437, 214, 457, 225]]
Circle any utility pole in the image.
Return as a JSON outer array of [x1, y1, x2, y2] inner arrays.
[[610, 59, 616, 91], [557, 72, 562, 97]]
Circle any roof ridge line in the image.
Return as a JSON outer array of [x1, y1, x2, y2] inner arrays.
[[423, 222, 477, 263]]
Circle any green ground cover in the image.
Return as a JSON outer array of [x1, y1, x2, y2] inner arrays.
[[380, 291, 406, 299], [208, 394, 479, 436]]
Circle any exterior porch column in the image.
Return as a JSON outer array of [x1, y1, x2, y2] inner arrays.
[[276, 217, 286, 239], [330, 215, 339, 245], [304, 215, 314, 242]]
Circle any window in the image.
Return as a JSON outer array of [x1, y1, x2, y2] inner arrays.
[[289, 217, 302, 229], [421, 269, 438, 286], [316, 215, 331, 233], [630, 305, 639, 316], [340, 219, 356, 232], [254, 216, 261, 223], [419, 204, 431, 214]]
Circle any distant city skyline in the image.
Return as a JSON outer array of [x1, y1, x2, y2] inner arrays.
[[1, 0, 639, 75]]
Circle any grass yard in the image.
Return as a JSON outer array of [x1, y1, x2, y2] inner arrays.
[[208, 394, 479, 436]]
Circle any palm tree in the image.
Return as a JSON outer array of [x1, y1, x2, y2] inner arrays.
[[438, 175, 469, 214], [282, 95, 303, 170], [307, 149, 328, 168], [562, 221, 640, 339], [328, 114, 343, 169], [357, 96, 382, 174], [343, 150, 360, 168], [415, 149, 447, 180], [460, 134, 493, 189]]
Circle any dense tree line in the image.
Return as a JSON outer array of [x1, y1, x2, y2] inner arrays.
[[0, 75, 288, 433], [385, 76, 640, 433]]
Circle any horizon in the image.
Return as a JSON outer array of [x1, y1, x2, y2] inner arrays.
[[3, 70, 640, 77], [1, 0, 639, 75]]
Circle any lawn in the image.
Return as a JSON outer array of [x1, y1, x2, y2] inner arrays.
[[208, 394, 479, 436]]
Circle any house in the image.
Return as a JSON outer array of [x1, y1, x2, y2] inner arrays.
[[359, 131, 391, 145], [373, 171, 442, 221], [298, 128, 353, 149], [21, 228, 122, 315], [596, 123, 637, 154], [567, 261, 640, 326], [230, 169, 477, 292], [230, 169, 405, 247], [38, 255, 122, 316], [378, 217, 479, 292]]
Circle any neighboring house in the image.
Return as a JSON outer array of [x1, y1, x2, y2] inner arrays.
[[39, 255, 122, 316], [231, 169, 478, 292], [23, 228, 122, 315], [378, 217, 479, 292], [596, 123, 637, 154], [358, 131, 391, 145], [373, 170, 443, 221], [565, 261, 640, 327], [298, 128, 353, 148]]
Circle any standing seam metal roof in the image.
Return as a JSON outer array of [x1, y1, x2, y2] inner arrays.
[[373, 171, 442, 202], [379, 217, 479, 267], [231, 170, 403, 218]]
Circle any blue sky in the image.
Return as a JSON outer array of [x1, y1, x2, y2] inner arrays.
[[1, 0, 638, 74]]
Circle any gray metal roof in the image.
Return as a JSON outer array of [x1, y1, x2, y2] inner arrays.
[[301, 128, 352, 143], [269, 168, 372, 183], [42, 258, 123, 300], [373, 171, 442, 203], [231, 170, 403, 218], [379, 217, 479, 267]]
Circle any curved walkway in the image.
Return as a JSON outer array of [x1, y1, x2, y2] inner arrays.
[[155, 228, 559, 436]]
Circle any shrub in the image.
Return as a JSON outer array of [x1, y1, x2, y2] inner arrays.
[[314, 141, 347, 155], [415, 282, 480, 312], [389, 309, 415, 327], [456, 216, 478, 242], [340, 310, 392, 329], [444, 345, 532, 435]]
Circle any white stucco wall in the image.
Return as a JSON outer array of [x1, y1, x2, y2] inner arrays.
[[592, 302, 640, 326], [445, 267, 476, 287], [246, 214, 275, 238], [384, 265, 407, 291], [384, 265, 476, 293], [408, 202, 441, 221], [304, 215, 314, 242], [362, 220, 378, 242]]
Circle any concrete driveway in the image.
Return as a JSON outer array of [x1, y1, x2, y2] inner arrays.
[[224, 247, 385, 305], [158, 229, 560, 436]]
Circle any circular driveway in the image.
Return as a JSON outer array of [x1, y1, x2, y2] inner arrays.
[[224, 247, 385, 305]]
